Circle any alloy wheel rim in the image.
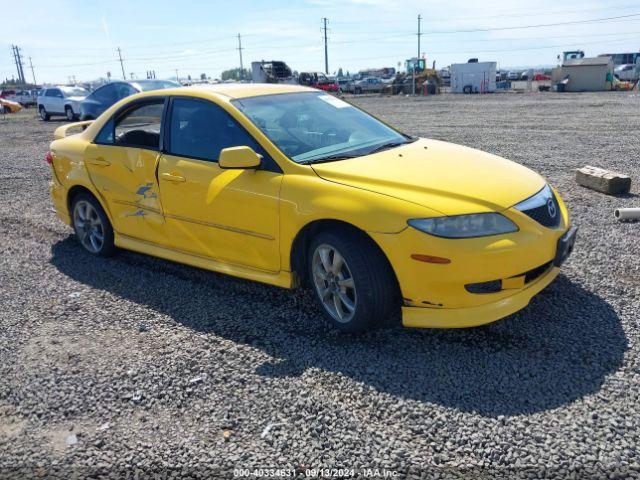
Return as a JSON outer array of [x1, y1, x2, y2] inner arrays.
[[312, 244, 357, 323], [73, 201, 105, 253], [66, 108, 73, 120]]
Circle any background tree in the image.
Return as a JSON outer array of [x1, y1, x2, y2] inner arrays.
[[221, 68, 251, 81]]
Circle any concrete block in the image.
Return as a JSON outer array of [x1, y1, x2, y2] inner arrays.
[[576, 165, 631, 195]]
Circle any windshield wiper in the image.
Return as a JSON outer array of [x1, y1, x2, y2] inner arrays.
[[298, 153, 361, 165], [366, 138, 417, 155]]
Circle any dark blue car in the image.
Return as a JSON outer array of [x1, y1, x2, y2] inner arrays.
[[80, 80, 180, 120]]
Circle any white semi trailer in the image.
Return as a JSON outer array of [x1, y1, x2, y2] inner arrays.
[[450, 61, 497, 93]]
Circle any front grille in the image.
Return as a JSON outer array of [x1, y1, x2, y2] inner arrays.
[[521, 193, 561, 228], [465, 280, 502, 294]]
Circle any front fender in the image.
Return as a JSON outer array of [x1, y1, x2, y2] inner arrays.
[[279, 173, 438, 271]]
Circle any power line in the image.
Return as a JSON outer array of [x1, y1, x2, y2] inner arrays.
[[425, 12, 640, 35]]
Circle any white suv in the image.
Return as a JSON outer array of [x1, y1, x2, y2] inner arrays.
[[38, 86, 90, 121]]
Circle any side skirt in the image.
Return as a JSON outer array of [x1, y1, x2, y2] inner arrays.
[[115, 233, 294, 289]]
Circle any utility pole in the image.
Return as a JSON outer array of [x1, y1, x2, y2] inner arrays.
[[117, 47, 126, 80], [28, 57, 36, 85], [237, 34, 244, 81], [322, 18, 329, 74], [412, 14, 422, 96], [11, 46, 18, 83], [11, 45, 26, 84], [175, 69, 179, 83], [417, 14, 422, 60], [16, 46, 25, 84]]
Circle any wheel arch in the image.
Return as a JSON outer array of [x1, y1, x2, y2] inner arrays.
[[289, 218, 400, 291], [66, 184, 111, 224]]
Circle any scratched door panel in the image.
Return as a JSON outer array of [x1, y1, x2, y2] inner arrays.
[[84, 143, 169, 246]]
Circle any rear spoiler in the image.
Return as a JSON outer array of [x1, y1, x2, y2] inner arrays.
[[53, 120, 94, 140]]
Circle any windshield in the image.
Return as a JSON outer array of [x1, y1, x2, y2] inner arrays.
[[61, 87, 89, 97], [232, 92, 409, 163]]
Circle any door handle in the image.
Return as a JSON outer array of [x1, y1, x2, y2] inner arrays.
[[160, 172, 186, 183], [87, 157, 111, 166]]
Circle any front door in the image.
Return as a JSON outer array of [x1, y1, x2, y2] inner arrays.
[[84, 98, 168, 245], [158, 97, 283, 272]]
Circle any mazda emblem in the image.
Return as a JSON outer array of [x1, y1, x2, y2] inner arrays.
[[547, 198, 557, 218]]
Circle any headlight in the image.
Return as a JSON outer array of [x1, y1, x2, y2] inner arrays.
[[513, 184, 553, 211], [408, 213, 518, 239]]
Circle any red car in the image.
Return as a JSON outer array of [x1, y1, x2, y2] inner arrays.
[[533, 73, 551, 81], [299, 72, 339, 92]]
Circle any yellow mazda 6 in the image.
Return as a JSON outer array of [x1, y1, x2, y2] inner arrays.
[[48, 84, 577, 332]]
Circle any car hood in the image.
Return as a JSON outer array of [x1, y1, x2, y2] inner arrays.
[[311, 138, 546, 215], [67, 96, 86, 102]]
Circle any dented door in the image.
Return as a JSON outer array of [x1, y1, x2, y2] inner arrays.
[[84, 142, 169, 245]]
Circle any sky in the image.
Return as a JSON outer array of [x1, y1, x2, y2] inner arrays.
[[2, 0, 640, 84]]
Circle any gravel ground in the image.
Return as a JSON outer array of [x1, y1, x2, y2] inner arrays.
[[1, 92, 639, 479]]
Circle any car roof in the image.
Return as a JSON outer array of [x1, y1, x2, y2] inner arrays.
[[177, 83, 316, 99]]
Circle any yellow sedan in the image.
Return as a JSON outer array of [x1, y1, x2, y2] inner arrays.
[[1, 98, 23, 114], [48, 84, 576, 332]]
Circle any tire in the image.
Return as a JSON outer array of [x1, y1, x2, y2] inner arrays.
[[355, 87, 362, 94], [1, 105, 9, 114], [71, 193, 115, 257], [308, 228, 398, 333], [39, 106, 50, 121], [65, 106, 75, 121]]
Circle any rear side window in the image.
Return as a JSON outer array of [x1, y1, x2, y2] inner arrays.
[[46, 89, 62, 98], [114, 101, 164, 150], [167, 97, 272, 166]]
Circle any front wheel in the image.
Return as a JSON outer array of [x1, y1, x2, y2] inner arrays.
[[39, 106, 50, 121], [71, 194, 115, 257], [65, 106, 75, 121], [308, 229, 398, 333]]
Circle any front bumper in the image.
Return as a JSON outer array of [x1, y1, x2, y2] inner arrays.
[[370, 194, 573, 328], [402, 265, 560, 328]]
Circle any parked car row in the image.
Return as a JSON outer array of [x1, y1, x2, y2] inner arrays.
[[36, 79, 180, 121], [79, 79, 180, 119], [0, 89, 39, 107]]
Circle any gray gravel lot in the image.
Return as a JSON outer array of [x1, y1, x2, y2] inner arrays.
[[1, 92, 639, 479]]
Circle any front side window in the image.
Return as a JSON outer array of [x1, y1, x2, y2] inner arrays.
[[232, 91, 409, 164], [111, 101, 164, 149], [167, 97, 268, 163]]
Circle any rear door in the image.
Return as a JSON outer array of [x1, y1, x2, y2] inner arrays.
[[84, 98, 169, 245], [157, 96, 283, 272]]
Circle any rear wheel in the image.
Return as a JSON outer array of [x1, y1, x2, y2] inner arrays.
[[308, 229, 398, 333], [39, 106, 50, 121], [71, 194, 115, 257]]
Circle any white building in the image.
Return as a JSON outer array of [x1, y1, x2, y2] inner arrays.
[[450, 61, 497, 93]]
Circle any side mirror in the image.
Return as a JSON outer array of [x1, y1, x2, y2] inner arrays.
[[219, 146, 262, 169]]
